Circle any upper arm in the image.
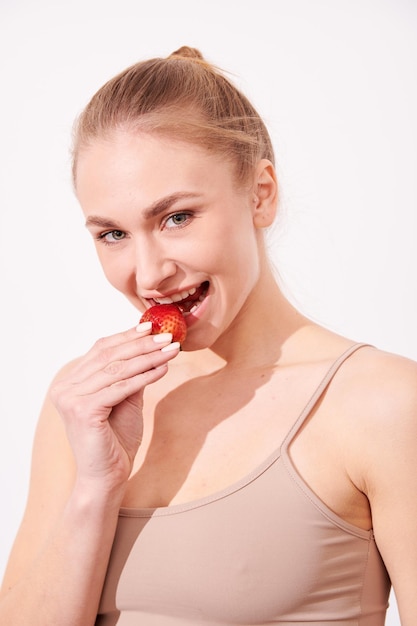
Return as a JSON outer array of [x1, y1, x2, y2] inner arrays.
[[0, 362, 78, 594], [358, 354, 417, 625]]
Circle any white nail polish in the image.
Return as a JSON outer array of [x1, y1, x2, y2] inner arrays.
[[136, 321, 152, 332], [161, 341, 180, 353], [153, 332, 173, 343]]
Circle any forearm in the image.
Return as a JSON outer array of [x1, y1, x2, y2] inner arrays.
[[0, 325, 175, 624], [0, 482, 124, 626]]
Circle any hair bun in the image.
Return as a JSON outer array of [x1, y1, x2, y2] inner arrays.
[[168, 46, 204, 61]]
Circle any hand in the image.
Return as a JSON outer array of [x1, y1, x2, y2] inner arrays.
[[50, 322, 179, 493]]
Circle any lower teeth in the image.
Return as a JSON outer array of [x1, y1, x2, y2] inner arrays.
[[183, 296, 205, 316], [179, 283, 209, 315]]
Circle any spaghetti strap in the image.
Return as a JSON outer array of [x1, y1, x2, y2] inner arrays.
[[281, 342, 370, 453]]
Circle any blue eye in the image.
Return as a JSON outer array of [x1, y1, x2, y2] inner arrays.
[[99, 230, 126, 243], [165, 212, 192, 228]]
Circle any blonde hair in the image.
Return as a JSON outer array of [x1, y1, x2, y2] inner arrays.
[[72, 46, 275, 186]]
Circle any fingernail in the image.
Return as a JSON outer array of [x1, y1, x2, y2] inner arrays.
[[161, 341, 180, 353], [136, 321, 152, 332], [153, 332, 173, 343]]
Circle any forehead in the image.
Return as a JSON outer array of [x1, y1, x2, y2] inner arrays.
[[75, 130, 238, 208]]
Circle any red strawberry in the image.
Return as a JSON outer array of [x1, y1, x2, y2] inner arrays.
[[140, 304, 187, 344]]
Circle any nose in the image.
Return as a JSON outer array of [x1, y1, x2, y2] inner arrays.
[[134, 236, 177, 292]]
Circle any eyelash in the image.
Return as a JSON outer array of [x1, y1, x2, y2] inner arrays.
[[96, 212, 194, 246], [96, 230, 126, 246], [163, 211, 194, 229]]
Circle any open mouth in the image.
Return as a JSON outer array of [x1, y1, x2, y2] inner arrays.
[[151, 281, 209, 315]]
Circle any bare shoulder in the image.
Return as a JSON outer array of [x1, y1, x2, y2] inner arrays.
[[32, 357, 82, 474], [22, 356, 82, 496], [331, 345, 417, 489], [31, 356, 85, 486], [1, 359, 79, 593], [338, 346, 417, 621], [298, 324, 417, 436], [337, 345, 417, 425]]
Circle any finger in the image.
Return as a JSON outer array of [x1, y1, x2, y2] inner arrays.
[[135, 321, 153, 335], [69, 329, 173, 383], [70, 349, 177, 413], [74, 340, 180, 397], [51, 341, 180, 420], [101, 362, 171, 406]]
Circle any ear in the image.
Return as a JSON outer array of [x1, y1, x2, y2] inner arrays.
[[251, 159, 278, 228]]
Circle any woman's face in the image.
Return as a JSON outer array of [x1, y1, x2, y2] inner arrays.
[[76, 131, 267, 350]]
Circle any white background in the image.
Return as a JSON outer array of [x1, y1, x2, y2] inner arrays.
[[1, 1, 416, 623]]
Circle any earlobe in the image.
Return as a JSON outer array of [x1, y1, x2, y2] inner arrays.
[[252, 160, 278, 228]]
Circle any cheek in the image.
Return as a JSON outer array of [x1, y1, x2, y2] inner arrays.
[[230, 235, 262, 297], [202, 213, 257, 268], [96, 250, 132, 294], [222, 224, 260, 272]]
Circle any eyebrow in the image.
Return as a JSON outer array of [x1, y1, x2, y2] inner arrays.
[[85, 191, 202, 229]]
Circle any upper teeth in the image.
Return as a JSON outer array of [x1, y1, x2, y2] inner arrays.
[[154, 287, 197, 304]]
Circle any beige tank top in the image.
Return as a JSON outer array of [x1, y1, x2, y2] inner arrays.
[[96, 344, 391, 625]]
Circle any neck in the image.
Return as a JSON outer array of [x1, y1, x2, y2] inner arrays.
[[209, 266, 312, 369]]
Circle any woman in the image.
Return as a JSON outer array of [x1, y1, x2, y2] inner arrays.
[[1, 46, 416, 625]]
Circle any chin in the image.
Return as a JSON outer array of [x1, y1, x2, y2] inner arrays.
[[180, 327, 219, 353]]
